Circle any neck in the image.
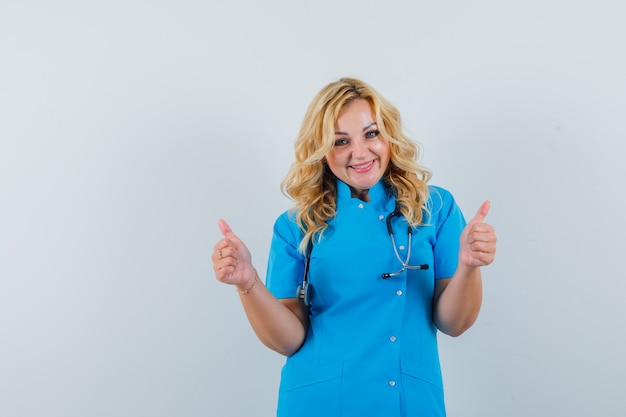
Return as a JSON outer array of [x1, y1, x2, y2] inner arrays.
[[350, 187, 370, 202]]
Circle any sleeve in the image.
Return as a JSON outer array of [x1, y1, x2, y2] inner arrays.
[[265, 211, 306, 299], [429, 186, 466, 280]]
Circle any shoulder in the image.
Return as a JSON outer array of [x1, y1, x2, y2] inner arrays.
[[272, 210, 304, 243], [425, 185, 463, 224], [427, 185, 456, 208]]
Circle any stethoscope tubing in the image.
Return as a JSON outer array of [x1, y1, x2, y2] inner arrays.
[[298, 209, 428, 304]]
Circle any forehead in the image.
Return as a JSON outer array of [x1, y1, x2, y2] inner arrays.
[[335, 99, 375, 128]]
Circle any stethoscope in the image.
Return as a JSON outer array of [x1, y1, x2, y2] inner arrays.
[[297, 209, 429, 306], [381, 209, 429, 279]]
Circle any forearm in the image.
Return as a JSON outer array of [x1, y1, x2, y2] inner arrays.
[[433, 265, 483, 337], [237, 271, 307, 356]]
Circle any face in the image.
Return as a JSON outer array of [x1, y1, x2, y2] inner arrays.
[[326, 99, 391, 201]]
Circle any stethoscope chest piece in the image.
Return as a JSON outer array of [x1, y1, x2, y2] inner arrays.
[[297, 240, 313, 306], [296, 281, 312, 307]]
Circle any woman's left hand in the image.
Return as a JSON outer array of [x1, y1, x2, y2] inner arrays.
[[459, 201, 497, 267]]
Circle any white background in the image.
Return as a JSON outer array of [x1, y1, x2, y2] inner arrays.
[[1, 1, 625, 416]]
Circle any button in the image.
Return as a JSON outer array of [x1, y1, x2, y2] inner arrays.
[[389, 336, 397, 342], [396, 290, 403, 296], [379, 215, 384, 220], [398, 245, 405, 251], [389, 380, 396, 387], [358, 203, 364, 209]]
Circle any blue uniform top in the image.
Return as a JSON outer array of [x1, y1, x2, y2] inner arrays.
[[266, 179, 466, 417]]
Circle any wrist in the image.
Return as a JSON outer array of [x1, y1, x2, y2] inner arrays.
[[237, 270, 259, 294], [453, 261, 482, 281]]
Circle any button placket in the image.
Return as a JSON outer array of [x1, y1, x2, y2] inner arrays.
[[379, 205, 404, 393], [388, 267, 404, 392]]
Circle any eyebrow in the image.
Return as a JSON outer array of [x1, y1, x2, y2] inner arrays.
[[334, 122, 377, 136]]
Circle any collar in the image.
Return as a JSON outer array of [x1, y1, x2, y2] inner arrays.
[[336, 179, 394, 211]]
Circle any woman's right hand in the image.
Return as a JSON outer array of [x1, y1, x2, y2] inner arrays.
[[212, 219, 308, 356], [212, 219, 256, 290]]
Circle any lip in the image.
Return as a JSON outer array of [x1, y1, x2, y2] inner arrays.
[[349, 160, 375, 173]]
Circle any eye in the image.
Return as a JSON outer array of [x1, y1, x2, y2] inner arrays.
[[365, 130, 380, 139], [334, 138, 349, 146]]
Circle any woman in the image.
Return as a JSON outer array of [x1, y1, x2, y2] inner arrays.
[[212, 77, 497, 417]]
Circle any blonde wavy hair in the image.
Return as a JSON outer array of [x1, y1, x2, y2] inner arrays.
[[281, 77, 432, 253]]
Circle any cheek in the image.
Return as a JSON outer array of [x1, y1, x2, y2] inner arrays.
[[325, 151, 344, 174], [374, 140, 391, 163]]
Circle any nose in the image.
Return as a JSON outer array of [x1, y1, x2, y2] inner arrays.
[[351, 138, 369, 159]]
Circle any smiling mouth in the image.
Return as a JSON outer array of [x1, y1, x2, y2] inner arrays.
[[350, 160, 375, 171]]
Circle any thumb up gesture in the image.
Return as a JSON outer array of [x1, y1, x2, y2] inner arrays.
[[459, 201, 497, 268], [212, 219, 256, 288]]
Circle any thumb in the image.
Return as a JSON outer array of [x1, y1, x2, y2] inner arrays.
[[218, 219, 239, 241], [469, 200, 491, 225]]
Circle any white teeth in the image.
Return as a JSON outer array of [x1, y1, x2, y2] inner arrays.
[[352, 161, 373, 169]]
